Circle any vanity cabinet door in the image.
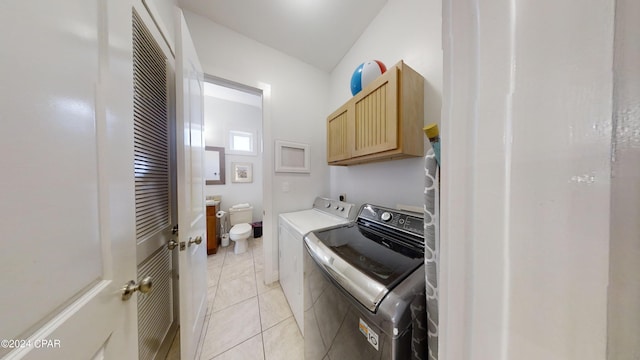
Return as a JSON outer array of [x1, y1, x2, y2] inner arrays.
[[206, 205, 218, 254]]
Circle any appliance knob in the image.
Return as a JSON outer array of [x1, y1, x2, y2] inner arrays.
[[339, 207, 345, 211], [325, 203, 331, 208], [381, 212, 392, 222], [335, 205, 340, 210]]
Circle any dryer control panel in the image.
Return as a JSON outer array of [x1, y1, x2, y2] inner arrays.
[[312, 197, 355, 220], [357, 204, 424, 237]]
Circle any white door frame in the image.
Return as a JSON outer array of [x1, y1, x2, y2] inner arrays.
[[440, 1, 614, 359], [201, 74, 275, 285]]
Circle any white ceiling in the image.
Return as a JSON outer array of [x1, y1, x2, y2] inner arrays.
[[178, 0, 388, 72]]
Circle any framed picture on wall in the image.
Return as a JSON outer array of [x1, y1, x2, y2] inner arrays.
[[231, 162, 253, 183], [275, 139, 310, 173]]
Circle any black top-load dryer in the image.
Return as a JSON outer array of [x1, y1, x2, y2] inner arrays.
[[303, 203, 427, 360]]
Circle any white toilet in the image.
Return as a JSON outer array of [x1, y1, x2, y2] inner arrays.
[[228, 203, 253, 254]]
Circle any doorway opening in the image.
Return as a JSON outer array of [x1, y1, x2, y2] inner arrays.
[[201, 75, 268, 279]]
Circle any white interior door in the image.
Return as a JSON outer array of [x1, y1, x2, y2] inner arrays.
[[175, 9, 208, 360], [0, 1, 137, 359]]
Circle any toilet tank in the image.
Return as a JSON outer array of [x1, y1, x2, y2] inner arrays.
[[229, 205, 253, 225]]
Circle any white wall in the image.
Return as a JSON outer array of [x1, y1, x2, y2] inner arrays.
[[184, 10, 331, 282], [328, 0, 442, 209], [607, 0, 640, 356], [441, 0, 614, 359], [204, 95, 263, 221], [145, 0, 177, 50]]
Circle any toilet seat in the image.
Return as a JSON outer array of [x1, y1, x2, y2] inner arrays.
[[229, 223, 252, 239]]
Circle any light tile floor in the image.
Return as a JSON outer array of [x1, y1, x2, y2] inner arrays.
[[195, 237, 303, 360]]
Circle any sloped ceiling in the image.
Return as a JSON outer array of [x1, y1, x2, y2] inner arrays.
[[178, 0, 388, 72]]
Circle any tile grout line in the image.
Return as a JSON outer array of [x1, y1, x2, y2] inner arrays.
[[198, 255, 215, 359], [210, 247, 258, 314], [208, 248, 223, 317], [209, 248, 224, 359], [210, 274, 257, 314], [201, 247, 225, 360], [252, 240, 268, 360], [202, 239, 275, 360], [207, 333, 263, 360], [252, 237, 286, 360], [262, 313, 295, 333]]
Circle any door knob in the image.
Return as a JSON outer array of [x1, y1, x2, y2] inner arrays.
[[167, 239, 179, 250], [121, 276, 153, 301], [188, 236, 203, 246]]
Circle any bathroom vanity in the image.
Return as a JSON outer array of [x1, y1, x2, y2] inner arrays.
[[206, 200, 219, 254]]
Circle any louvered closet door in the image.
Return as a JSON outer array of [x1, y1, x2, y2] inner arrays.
[[351, 67, 399, 157], [133, 10, 177, 360]]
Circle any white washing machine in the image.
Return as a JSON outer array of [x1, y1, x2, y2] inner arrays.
[[278, 197, 354, 334]]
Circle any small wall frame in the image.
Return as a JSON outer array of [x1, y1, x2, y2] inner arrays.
[[275, 140, 310, 173], [231, 162, 253, 183]]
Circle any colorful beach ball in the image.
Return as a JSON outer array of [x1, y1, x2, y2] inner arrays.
[[350, 60, 387, 96]]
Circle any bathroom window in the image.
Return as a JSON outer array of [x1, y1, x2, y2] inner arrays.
[[227, 129, 257, 156]]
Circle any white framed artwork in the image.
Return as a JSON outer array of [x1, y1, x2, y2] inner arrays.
[[231, 162, 253, 183], [275, 140, 310, 173]]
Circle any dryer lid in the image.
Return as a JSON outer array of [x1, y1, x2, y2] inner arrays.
[[303, 204, 424, 312]]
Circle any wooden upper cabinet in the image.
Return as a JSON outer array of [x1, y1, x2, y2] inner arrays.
[[327, 107, 350, 162], [352, 66, 398, 157], [327, 60, 424, 165]]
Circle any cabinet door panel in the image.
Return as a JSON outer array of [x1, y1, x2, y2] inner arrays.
[[327, 107, 351, 162], [352, 68, 398, 157], [206, 205, 218, 254]]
